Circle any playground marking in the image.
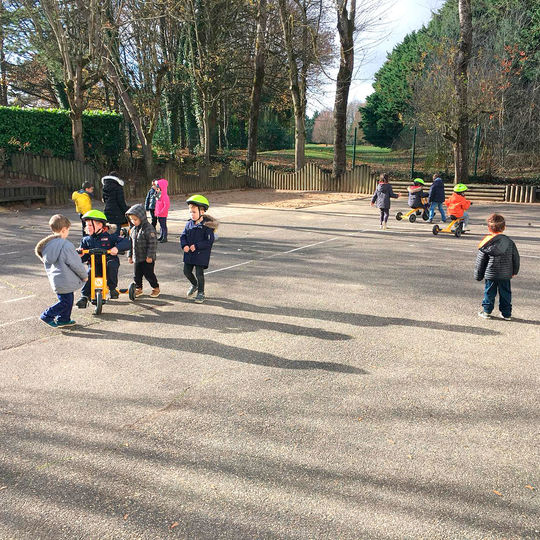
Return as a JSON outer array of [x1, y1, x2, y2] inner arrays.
[[0, 316, 35, 328], [2, 295, 35, 303], [0, 251, 21, 256]]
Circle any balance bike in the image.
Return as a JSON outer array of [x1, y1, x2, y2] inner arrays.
[[432, 215, 464, 238], [81, 248, 136, 315], [395, 198, 429, 223]]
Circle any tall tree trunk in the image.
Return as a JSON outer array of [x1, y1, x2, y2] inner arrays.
[[65, 65, 85, 162], [0, 20, 8, 106], [246, 0, 268, 170], [183, 89, 198, 153], [454, 0, 472, 183], [203, 101, 217, 162], [70, 110, 85, 162], [332, 0, 356, 180]]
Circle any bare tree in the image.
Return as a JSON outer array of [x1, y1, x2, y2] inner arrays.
[[312, 109, 334, 144]]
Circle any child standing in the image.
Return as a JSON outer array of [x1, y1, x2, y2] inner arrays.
[[125, 203, 160, 298], [445, 184, 472, 230], [76, 210, 130, 307], [370, 173, 399, 229], [427, 173, 446, 223], [154, 178, 170, 243], [475, 213, 520, 321], [71, 181, 94, 235], [145, 180, 158, 229], [180, 194, 219, 304], [35, 214, 88, 327]]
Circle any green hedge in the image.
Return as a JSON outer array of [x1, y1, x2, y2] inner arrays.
[[0, 106, 123, 161]]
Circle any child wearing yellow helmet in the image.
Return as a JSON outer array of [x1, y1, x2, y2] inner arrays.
[[181, 195, 219, 303], [445, 184, 472, 230]]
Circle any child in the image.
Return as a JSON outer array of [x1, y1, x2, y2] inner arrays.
[[445, 183, 472, 230], [475, 213, 520, 321], [71, 181, 94, 235], [35, 214, 88, 327], [125, 203, 160, 298], [154, 178, 170, 243], [145, 181, 158, 229], [75, 210, 131, 307], [427, 173, 446, 223], [407, 178, 429, 215], [180, 194, 219, 304], [101, 172, 129, 234], [370, 173, 399, 229]]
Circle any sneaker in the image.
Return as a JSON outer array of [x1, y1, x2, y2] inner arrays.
[[158, 237, 168, 243], [383, 223, 388, 230], [108, 289, 119, 300], [478, 311, 491, 319], [56, 319, 76, 327], [150, 287, 160, 298], [379, 224, 383, 229], [135, 288, 143, 298], [194, 292, 206, 304], [501, 314, 512, 321], [428, 219, 433, 223], [187, 284, 198, 298], [76, 296, 88, 309], [40, 317, 58, 328]]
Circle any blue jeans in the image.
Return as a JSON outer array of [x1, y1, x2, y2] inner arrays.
[[81, 258, 119, 297], [429, 202, 446, 222], [41, 293, 74, 323], [482, 279, 512, 318]]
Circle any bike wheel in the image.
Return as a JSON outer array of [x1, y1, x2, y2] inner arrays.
[[94, 290, 103, 315], [128, 283, 136, 302], [432, 225, 440, 235], [395, 212, 402, 221], [409, 214, 417, 223]]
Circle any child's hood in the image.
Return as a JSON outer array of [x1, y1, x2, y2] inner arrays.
[[101, 175, 124, 187], [156, 178, 168, 194], [35, 235, 66, 264], [126, 203, 148, 224], [202, 214, 219, 230], [478, 233, 511, 255], [378, 183, 392, 194]]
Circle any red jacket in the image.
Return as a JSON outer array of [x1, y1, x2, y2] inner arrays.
[[445, 192, 471, 218]]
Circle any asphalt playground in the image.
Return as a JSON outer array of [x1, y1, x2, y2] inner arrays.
[[0, 192, 539, 539]]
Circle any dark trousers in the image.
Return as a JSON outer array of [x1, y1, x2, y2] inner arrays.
[[41, 292, 74, 323], [81, 258, 119, 297], [157, 217, 168, 239], [482, 279, 512, 318], [184, 263, 205, 293], [149, 209, 158, 229], [134, 261, 159, 289], [79, 214, 86, 236], [379, 208, 390, 223]]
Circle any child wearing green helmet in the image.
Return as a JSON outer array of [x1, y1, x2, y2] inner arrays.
[[445, 184, 472, 230], [180, 195, 219, 303], [407, 178, 429, 215]]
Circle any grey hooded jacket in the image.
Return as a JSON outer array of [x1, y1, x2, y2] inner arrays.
[[35, 235, 88, 294], [126, 203, 158, 263]]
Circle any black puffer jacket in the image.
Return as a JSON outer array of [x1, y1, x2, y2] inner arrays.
[[474, 234, 520, 281], [407, 185, 428, 208], [102, 175, 129, 224], [126, 203, 158, 263]]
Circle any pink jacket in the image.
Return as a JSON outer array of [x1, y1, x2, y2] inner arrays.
[[154, 178, 170, 218]]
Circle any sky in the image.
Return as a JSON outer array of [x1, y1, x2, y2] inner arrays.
[[308, 0, 446, 114]]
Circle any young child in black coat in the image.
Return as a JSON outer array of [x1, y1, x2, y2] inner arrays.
[[371, 173, 400, 229]]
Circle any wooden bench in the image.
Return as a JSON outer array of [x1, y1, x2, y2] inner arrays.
[[0, 185, 50, 206]]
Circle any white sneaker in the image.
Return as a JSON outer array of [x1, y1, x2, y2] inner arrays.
[[500, 314, 512, 321], [478, 311, 491, 319], [383, 223, 388, 230]]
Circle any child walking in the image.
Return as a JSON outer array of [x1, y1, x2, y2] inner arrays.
[[475, 213, 520, 321], [370, 173, 399, 229], [35, 214, 88, 327], [154, 178, 170, 243], [71, 181, 94, 235], [125, 203, 160, 298], [180, 194, 219, 304], [145, 180, 158, 229], [427, 173, 446, 223]]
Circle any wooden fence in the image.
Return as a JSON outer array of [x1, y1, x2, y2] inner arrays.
[[0, 153, 537, 205]]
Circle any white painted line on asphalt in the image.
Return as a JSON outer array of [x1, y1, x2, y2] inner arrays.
[[0, 316, 35, 328], [0, 251, 21, 256], [2, 295, 35, 303], [273, 236, 340, 256], [206, 261, 253, 275]]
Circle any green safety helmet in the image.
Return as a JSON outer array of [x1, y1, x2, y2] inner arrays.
[[453, 183, 468, 193], [81, 209, 108, 222], [413, 178, 425, 185], [186, 194, 209, 210]]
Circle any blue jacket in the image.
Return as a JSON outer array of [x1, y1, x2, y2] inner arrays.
[[145, 187, 157, 210], [428, 177, 446, 203], [79, 226, 130, 264], [180, 215, 219, 268], [35, 235, 88, 294]]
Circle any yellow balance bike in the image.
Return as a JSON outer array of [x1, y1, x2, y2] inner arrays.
[[81, 248, 136, 315], [395, 197, 429, 223], [432, 215, 465, 238]]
